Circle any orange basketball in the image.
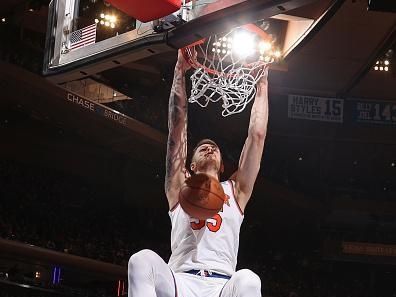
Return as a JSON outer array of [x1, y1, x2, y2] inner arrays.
[[179, 173, 225, 220]]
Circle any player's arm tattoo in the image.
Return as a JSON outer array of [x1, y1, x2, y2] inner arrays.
[[165, 64, 188, 196]]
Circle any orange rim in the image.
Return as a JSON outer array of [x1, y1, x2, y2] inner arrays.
[[181, 23, 272, 76]]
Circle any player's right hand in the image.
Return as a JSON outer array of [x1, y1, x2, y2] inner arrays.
[[176, 49, 192, 72]]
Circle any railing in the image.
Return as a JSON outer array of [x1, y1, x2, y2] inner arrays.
[[0, 238, 127, 297]]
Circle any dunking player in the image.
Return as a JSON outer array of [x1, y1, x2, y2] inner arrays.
[[128, 50, 269, 297]]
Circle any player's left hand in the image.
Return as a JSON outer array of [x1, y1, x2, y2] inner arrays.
[[257, 64, 269, 85]]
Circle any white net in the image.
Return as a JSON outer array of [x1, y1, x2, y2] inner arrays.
[[185, 26, 273, 117]]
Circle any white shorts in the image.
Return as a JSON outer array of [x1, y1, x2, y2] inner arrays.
[[173, 272, 228, 297], [128, 249, 261, 297]]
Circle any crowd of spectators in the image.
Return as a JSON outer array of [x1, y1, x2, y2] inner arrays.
[[0, 20, 44, 75], [0, 43, 42, 74], [105, 94, 168, 133], [0, 160, 170, 265]]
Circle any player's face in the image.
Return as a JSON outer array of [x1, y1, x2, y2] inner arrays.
[[191, 143, 222, 173]]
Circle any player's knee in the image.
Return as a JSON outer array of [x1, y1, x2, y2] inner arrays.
[[128, 249, 157, 272], [234, 269, 261, 291]]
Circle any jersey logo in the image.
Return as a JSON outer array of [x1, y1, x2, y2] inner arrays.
[[224, 194, 230, 207]]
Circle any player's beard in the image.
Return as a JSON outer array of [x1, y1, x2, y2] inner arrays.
[[196, 156, 219, 173]]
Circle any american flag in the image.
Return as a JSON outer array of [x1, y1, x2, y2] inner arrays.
[[69, 23, 97, 50]]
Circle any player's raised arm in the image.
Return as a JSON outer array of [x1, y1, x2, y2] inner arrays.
[[234, 66, 269, 212], [165, 51, 191, 209]]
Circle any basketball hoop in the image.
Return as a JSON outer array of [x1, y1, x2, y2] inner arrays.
[[182, 24, 280, 117]]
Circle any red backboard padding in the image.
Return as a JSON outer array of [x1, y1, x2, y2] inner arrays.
[[106, 0, 181, 22]]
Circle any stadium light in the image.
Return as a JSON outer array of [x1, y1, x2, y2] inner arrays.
[[373, 59, 391, 72], [209, 29, 282, 63], [232, 30, 255, 58], [259, 41, 272, 54], [374, 49, 393, 72], [98, 12, 117, 28]]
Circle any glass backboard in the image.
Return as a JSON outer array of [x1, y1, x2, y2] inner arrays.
[[43, 0, 340, 83]]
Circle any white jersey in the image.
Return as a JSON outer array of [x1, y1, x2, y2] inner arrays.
[[168, 180, 244, 276]]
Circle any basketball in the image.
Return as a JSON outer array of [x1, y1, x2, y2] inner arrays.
[[179, 173, 225, 220]]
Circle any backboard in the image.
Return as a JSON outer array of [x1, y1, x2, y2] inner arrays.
[[43, 0, 341, 83]]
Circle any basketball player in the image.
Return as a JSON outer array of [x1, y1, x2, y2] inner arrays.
[[128, 50, 269, 297]]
